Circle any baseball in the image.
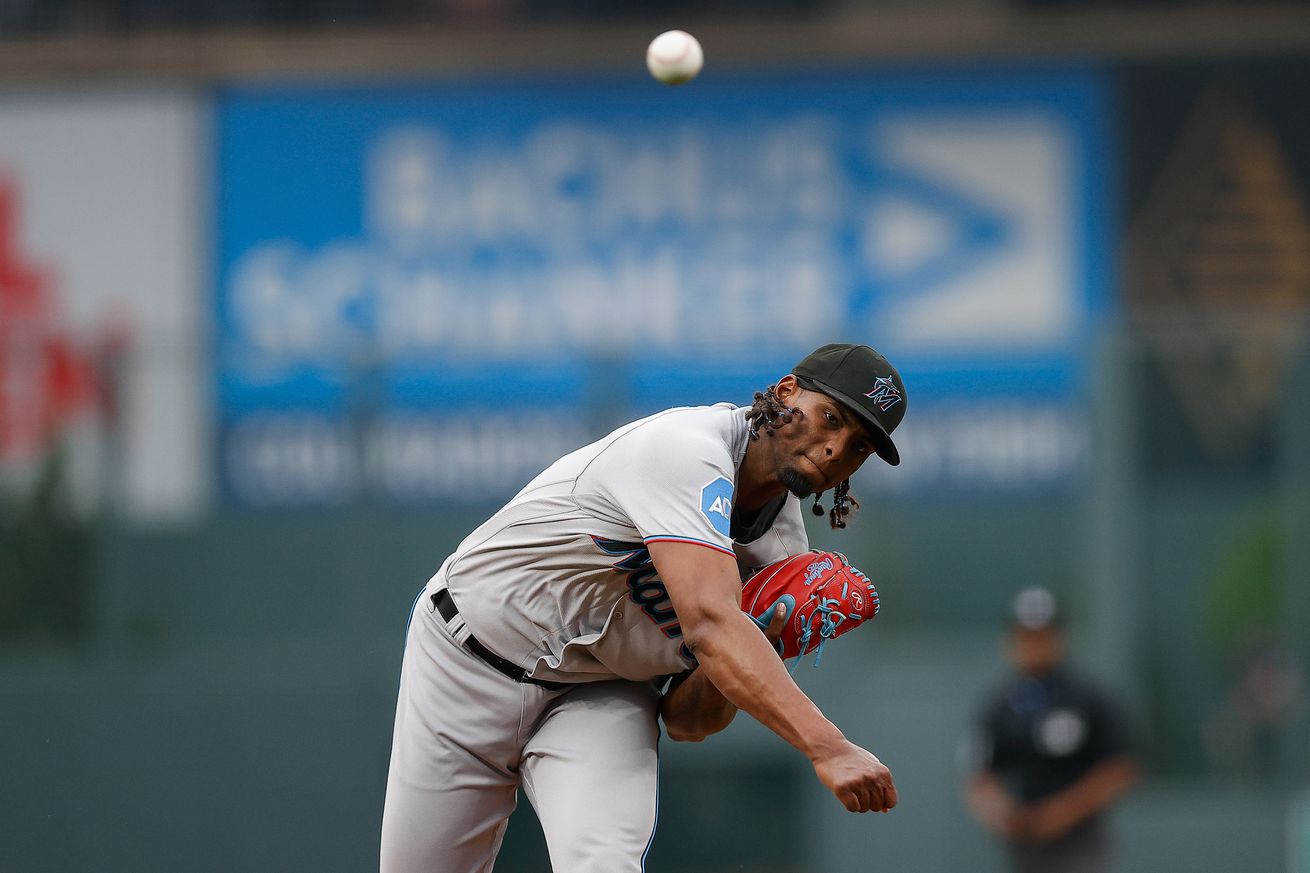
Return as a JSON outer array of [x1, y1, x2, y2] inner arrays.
[[646, 30, 703, 85]]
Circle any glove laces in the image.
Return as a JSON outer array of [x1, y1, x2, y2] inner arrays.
[[794, 593, 863, 670]]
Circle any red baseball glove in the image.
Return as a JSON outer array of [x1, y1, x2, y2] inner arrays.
[[741, 551, 880, 664]]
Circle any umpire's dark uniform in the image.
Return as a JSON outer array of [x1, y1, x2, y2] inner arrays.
[[975, 667, 1132, 873]]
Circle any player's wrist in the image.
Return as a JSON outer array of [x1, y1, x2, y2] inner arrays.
[[800, 722, 848, 762]]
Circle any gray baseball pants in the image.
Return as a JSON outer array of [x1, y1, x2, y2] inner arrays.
[[380, 589, 661, 873]]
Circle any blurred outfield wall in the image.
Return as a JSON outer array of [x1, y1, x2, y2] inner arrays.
[[213, 67, 1107, 506], [2, 22, 1309, 873]]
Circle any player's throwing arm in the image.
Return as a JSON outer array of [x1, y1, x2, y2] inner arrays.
[[649, 540, 897, 814]]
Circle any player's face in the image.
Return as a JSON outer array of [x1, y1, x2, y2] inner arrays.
[[1009, 627, 1065, 676], [770, 376, 877, 495]]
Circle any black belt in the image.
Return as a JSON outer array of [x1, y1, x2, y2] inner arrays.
[[432, 589, 568, 691]]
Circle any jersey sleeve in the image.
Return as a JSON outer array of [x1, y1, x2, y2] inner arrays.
[[579, 413, 738, 557]]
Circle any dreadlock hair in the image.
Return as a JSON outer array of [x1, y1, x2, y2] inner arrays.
[[745, 384, 794, 440], [747, 384, 862, 530], [812, 478, 861, 530]]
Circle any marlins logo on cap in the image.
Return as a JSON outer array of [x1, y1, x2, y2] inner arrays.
[[864, 376, 903, 412]]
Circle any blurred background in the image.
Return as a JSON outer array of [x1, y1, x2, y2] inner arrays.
[[1, 1, 1308, 871]]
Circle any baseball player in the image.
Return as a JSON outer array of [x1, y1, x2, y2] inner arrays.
[[380, 343, 909, 873]]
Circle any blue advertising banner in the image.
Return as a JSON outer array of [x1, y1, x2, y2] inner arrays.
[[216, 66, 1111, 505]]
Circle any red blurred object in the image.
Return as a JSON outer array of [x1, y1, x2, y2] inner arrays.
[[0, 177, 102, 462]]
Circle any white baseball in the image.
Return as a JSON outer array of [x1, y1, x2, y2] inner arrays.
[[646, 30, 703, 86]]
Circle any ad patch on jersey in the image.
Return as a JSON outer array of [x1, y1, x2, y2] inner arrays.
[[699, 476, 734, 537]]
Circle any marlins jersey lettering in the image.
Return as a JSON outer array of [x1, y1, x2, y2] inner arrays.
[[431, 403, 808, 683]]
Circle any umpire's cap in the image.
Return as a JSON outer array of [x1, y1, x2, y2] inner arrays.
[[1010, 587, 1064, 631], [792, 343, 908, 466]]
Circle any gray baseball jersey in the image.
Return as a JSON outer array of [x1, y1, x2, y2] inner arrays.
[[432, 402, 809, 683], [382, 403, 809, 873]]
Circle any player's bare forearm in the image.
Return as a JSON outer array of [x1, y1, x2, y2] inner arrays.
[[649, 541, 897, 813], [649, 539, 842, 756], [660, 602, 787, 742], [660, 668, 738, 741], [683, 608, 843, 754]]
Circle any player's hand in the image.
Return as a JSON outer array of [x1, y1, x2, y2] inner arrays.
[[1025, 797, 1078, 842], [811, 741, 898, 813], [759, 602, 789, 656], [974, 791, 1025, 839]]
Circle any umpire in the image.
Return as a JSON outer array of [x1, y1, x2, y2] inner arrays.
[[964, 587, 1138, 873]]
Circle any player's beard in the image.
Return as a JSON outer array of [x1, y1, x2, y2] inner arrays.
[[778, 465, 817, 498]]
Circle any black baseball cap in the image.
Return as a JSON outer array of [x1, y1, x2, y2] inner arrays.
[[792, 343, 908, 466]]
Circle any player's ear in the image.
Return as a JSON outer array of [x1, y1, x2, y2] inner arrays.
[[775, 374, 801, 404]]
